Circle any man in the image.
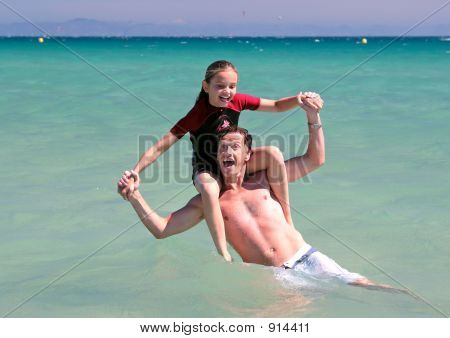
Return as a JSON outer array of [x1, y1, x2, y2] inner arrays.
[[118, 95, 402, 291]]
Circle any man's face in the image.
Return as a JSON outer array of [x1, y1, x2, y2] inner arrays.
[[203, 69, 238, 107], [217, 132, 250, 178]]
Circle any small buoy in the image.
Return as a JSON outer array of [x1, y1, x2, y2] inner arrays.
[[38, 37, 44, 43], [314, 39, 320, 43], [361, 38, 368, 44]]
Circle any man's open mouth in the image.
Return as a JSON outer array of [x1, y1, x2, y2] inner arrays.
[[223, 159, 235, 168]]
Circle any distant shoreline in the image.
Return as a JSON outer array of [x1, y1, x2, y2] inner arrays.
[[0, 19, 448, 38]]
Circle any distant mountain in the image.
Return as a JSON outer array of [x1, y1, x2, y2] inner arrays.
[[0, 18, 448, 37]]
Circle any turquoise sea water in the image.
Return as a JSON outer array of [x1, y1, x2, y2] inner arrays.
[[1, 37, 449, 317]]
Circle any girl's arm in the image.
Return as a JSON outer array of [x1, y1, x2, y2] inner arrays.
[[256, 92, 310, 113], [120, 131, 179, 200], [134, 131, 179, 174]]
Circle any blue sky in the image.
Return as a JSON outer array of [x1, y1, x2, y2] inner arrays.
[[0, 0, 448, 36], [1, 0, 449, 25]]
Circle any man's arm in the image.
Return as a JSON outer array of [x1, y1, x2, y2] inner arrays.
[[285, 95, 325, 182], [128, 190, 204, 239]]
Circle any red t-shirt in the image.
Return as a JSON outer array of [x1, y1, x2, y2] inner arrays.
[[170, 92, 260, 139], [170, 92, 261, 176]]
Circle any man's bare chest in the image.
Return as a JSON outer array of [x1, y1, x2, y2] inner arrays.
[[220, 186, 279, 222]]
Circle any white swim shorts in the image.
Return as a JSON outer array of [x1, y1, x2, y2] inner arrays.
[[281, 243, 365, 284]]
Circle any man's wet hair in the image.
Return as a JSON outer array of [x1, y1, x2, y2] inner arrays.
[[218, 125, 252, 152]]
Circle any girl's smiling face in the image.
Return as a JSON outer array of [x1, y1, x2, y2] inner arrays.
[[202, 68, 238, 107]]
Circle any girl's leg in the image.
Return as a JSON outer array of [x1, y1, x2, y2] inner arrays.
[[246, 146, 293, 225], [194, 172, 232, 262]]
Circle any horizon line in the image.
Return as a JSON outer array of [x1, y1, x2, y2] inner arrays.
[[1, 35, 449, 38]]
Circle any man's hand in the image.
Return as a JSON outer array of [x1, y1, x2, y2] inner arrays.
[[117, 170, 140, 201], [297, 91, 324, 116]]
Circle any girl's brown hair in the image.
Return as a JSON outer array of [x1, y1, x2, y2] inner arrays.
[[196, 60, 238, 103]]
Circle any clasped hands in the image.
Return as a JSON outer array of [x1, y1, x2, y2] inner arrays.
[[117, 170, 140, 200]]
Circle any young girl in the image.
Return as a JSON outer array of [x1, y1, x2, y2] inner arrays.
[[119, 60, 314, 262]]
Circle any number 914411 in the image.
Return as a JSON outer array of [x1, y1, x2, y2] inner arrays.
[[268, 322, 309, 333]]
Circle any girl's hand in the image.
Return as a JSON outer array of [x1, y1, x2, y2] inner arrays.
[[120, 170, 140, 189], [118, 170, 140, 200], [297, 91, 324, 115]]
